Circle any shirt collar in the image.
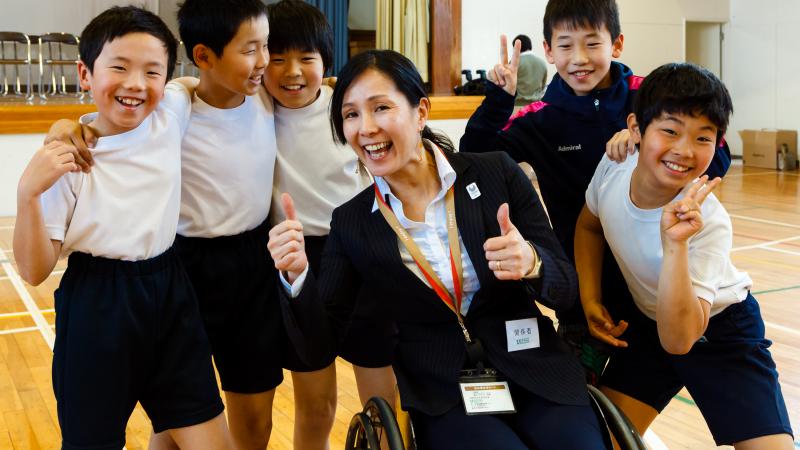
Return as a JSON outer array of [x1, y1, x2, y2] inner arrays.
[[371, 140, 457, 212]]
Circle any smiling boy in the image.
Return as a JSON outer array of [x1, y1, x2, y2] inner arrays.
[[154, 1, 282, 449], [14, 7, 231, 449], [575, 63, 793, 449], [460, 0, 731, 382]]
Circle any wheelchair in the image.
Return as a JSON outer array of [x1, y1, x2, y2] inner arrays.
[[344, 385, 646, 450]]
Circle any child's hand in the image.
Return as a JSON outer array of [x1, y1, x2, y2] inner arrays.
[[44, 119, 96, 172], [605, 129, 636, 162], [484, 203, 536, 280], [267, 193, 308, 284], [489, 35, 521, 97], [18, 141, 81, 200], [661, 175, 721, 244], [584, 301, 628, 347]]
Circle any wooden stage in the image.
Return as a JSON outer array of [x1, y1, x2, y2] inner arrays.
[[0, 95, 486, 135]]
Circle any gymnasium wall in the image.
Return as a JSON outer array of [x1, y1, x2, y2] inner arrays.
[[1, 0, 798, 215]]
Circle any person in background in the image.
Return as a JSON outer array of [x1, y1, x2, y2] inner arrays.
[[511, 34, 548, 107]]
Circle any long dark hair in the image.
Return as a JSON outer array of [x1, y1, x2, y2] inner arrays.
[[329, 49, 455, 153]]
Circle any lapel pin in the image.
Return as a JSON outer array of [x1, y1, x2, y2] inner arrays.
[[466, 182, 481, 199]]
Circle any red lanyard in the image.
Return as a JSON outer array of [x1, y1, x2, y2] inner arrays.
[[374, 182, 472, 343]]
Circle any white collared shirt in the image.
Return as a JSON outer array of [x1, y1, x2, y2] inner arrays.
[[371, 144, 480, 315], [285, 143, 481, 315]]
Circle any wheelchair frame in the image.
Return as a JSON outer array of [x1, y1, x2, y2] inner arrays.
[[345, 386, 646, 450]]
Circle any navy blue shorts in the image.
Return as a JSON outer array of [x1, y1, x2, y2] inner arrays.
[[53, 249, 223, 450], [602, 294, 793, 445], [283, 235, 396, 372], [175, 220, 285, 393]]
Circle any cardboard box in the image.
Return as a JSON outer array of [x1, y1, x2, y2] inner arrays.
[[738, 129, 798, 170]]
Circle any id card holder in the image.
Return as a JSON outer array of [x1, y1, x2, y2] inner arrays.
[[458, 367, 516, 415]]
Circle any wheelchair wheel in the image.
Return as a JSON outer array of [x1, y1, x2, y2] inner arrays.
[[363, 397, 405, 450], [345, 397, 406, 450], [587, 385, 648, 450], [345, 412, 381, 450]]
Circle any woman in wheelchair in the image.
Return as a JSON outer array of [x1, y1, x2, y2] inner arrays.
[[268, 49, 607, 450]]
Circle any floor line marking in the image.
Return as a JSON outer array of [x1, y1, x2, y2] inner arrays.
[[724, 171, 798, 178], [0, 268, 64, 282], [0, 309, 54, 319], [759, 246, 800, 257], [0, 249, 55, 349], [643, 429, 669, 450], [752, 285, 800, 296], [0, 326, 39, 335], [732, 235, 800, 252], [764, 321, 800, 338], [729, 214, 800, 230]]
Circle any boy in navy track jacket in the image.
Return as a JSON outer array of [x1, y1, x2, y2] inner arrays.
[[460, 0, 731, 381]]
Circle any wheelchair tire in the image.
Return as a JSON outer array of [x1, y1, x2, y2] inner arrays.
[[363, 397, 406, 450], [345, 412, 381, 450], [587, 385, 648, 450]]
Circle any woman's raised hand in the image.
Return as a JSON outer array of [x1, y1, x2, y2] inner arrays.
[[267, 193, 308, 284], [484, 203, 536, 280]]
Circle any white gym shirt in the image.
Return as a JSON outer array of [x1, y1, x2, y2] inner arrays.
[[178, 86, 278, 238], [271, 85, 371, 236], [41, 82, 192, 261], [585, 153, 752, 320]]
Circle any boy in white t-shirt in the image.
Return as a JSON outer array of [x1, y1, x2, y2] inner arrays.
[[47, 2, 282, 448], [574, 62, 793, 449], [13, 7, 232, 449], [262, 2, 393, 448]]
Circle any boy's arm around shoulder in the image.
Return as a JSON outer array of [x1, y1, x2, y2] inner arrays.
[[13, 141, 78, 285]]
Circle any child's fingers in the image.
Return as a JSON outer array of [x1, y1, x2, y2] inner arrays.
[[695, 177, 722, 205], [509, 38, 521, 70], [677, 210, 702, 225], [588, 325, 628, 347], [608, 320, 628, 337], [685, 175, 710, 199], [499, 34, 508, 65]]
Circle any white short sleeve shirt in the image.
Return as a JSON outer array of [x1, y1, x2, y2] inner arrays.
[[40, 82, 191, 261], [271, 85, 371, 236], [585, 154, 752, 319], [178, 86, 278, 237]]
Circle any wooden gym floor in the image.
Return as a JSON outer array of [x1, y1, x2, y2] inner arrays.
[[0, 163, 798, 449]]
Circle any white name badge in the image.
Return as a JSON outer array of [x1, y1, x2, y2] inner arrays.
[[505, 318, 540, 352], [459, 381, 516, 415]]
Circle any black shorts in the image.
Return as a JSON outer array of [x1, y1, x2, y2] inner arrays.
[[602, 294, 793, 445], [175, 220, 285, 393], [283, 235, 396, 372], [53, 249, 223, 450]]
